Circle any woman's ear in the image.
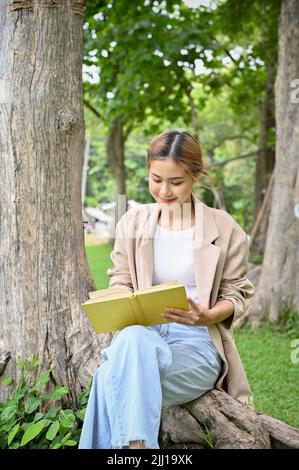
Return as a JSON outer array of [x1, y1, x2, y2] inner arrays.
[[192, 174, 200, 184]]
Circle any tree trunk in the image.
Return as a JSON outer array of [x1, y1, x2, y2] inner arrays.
[[0, 0, 110, 404], [250, 59, 276, 262], [236, 0, 299, 327], [210, 185, 226, 211], [105, 116, 128, 224], [187, 90, 201, 141], [159, 389, 299, 449], [253, 60, 276, 222], [82, 135, 91, 205], [249, 171, 275, 263]]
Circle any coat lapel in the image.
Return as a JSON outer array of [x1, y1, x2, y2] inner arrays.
[[192, 193, 221, 308], [136, 193, 221, 308], [136, 203, 159, 290]]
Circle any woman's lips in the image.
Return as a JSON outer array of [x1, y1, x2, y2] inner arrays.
[[159, 197, 177, 203]]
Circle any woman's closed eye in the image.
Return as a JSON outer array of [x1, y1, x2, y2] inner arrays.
[[153, 179, 182, 186]]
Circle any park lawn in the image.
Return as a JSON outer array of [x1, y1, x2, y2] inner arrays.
[[85, 243, 299, 429], [85, 243, 113, 290], [234, 325, 298, 428]]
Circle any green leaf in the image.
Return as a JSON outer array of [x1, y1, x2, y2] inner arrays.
[[45, 405, 60, 419], [75, 409, 86, 421], [20, 419, 50, 447], [51, 387, 69, 400], [64, 440, 77, 446], [62, 409, 76, 418], [59, 410, 75, 428], [1, 377, 13, 385], [21, 422, 31, 431], [46, 421, 60, 441], [15, 386, 30, 401], [33, 412, 44, 422], [1, 405, 17, 421], [61, 432, 72, 444], [31, 370, 51, 392], [52, 442, 62, 449], [46, 386, 69, 401], [8, 423, 20, 446], [16, 357, 40, 373], [9, 441, 20, 449], [24, 396, 42, 414]]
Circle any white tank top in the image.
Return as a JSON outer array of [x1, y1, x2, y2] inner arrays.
[[152, 223, 211, 332], [152, 224, 200, 301]]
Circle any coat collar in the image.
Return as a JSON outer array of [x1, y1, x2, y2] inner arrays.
[[136, 192, 221, 308], [138, 192, 219, 246]]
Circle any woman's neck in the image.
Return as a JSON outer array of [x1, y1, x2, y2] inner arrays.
[[158, 200, 195, 231]]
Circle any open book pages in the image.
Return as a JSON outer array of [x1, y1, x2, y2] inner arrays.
[[88, 280, 180, 301], [88, 287, 131, 300]]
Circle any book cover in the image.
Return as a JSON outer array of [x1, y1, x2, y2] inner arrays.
[[82, 281, 190, 333]]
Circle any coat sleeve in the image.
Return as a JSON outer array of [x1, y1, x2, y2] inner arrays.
[[217, 233, 255, 327], [106, 216, 134, 293]]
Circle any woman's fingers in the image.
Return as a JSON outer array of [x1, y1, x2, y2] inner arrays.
[[161, 312, 194, 325]]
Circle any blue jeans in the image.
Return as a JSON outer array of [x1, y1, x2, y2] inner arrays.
[[78, 323, 222, 449]]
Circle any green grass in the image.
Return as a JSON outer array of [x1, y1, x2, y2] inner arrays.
[[85, 243, 299, 429], [85, 243, 113, 289], [234, 324, 299, 428]]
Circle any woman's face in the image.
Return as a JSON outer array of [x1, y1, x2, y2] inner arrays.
[[148, 158, 198, 206]]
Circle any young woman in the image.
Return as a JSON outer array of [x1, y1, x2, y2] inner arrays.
[[79, 130, 255, 449]]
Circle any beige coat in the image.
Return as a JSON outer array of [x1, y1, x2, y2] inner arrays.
[[107, 192, 255, 407]]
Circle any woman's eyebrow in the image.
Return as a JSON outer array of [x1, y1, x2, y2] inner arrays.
[[151, 172, 184, 180]]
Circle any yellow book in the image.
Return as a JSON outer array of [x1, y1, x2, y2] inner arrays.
[[82, 280, 190, 333]]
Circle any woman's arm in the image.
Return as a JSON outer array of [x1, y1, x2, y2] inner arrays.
[[162, 297, 234, 326], [162, 233, 254, 327], [215, 233, 255, 328], [209, 299, 234, 323]]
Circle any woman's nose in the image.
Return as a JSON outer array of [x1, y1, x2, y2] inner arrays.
[[160, 183, 172, 195]]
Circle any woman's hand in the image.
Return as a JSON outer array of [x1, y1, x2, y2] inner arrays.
[[161, 297, 216, 327]]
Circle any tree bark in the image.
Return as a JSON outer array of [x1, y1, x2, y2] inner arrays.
[[210, 185, 226, 211], [236, 0, 299, 327], [159, 389, 299, 449], [187, 89, 200, 141], [250, 59, 276, 262], [105, 116, 128, 224], [249, 170, 275, 263], [253, 60, 276, 222], [0, 0, 110, 403]]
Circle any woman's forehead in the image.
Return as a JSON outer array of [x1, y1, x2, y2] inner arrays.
[[149, 159, 187, 177]]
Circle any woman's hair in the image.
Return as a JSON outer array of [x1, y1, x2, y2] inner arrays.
[[146, 130, 208, 178]]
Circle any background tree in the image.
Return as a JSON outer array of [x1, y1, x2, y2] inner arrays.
[[83, 1, 238, 217], [0, 0, 108, 403], [83, 0, 195, 213], [210, 0, 280, 261], [236, 0, 299, 327], [83, 0, 280, 233]]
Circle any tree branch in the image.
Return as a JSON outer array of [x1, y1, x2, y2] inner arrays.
[[207, 133, 253, 156], [207, 147, 274, 168], [83, 99, 102, 120]]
